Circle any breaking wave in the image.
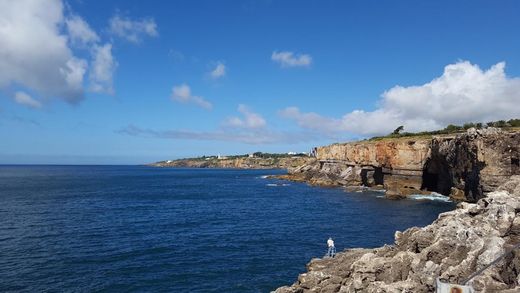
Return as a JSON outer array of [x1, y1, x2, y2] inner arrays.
[[266, 183, 291, 187], [409, 192, 452, 202]]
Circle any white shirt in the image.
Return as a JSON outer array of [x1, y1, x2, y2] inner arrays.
[[327, 239, 334, 247]]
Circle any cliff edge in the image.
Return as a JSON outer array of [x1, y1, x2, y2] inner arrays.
[[274, 176, 520, 293], [279, 128, 520, 202]]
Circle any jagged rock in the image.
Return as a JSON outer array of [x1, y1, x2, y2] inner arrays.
[[498, 175, 520, 195], [273, 177, 520, 293]]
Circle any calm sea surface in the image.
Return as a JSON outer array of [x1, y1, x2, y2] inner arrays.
[[0, 165, 455, 292]]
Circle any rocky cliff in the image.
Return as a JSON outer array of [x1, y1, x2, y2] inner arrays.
[[150, 156, 313, 170], [274, 176, 520, 293], [279, 128, 520, 202]]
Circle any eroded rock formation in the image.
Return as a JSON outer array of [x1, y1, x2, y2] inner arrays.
[[279, 128, 520, 202], [274, 176, 520, 293]]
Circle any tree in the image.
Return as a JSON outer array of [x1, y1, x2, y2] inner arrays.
[[392, 126, 404, 135], [507, 119, 520, 127], [445, 124, 462, 132], [463, 122, 476, 130], [496, 120, 507, 127]]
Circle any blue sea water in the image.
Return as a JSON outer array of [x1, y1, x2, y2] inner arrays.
[[0, 165, 455, 292]]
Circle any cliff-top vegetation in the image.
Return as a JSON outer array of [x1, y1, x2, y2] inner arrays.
[[162, 152, 309, 163], [369, 118, 520, 141]]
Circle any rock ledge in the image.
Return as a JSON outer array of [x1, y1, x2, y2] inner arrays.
[[274, 176, 520, 293]]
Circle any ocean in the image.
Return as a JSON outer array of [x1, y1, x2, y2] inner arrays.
[[0, 165, 455, 292]]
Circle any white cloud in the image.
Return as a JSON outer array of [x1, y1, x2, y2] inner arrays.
[[118, 125, 319, 145], [171, 84, 212, 110], [271, 51, 312, 68], [224, 104, 266, 129], [89, 43, 117, 94], [279, 107, 342, 133], [108, 15, 158, 43], [66, 15, 99, 46], [210, 62, 226, 79], [119, 104, 318, 144], [0, 0, 128, 107], [281, 61, 520, 136], [0, 0, 87, 104], [59, 57, 88, 103], [13, 91, 42, 109]]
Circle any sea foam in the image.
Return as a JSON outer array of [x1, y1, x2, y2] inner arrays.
[[409, 192, 451, 202]]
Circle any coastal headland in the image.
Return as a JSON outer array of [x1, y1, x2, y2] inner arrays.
[[279, 127, 520, 202], [149, 152, 314, 170], [154, 127, 520, 203]]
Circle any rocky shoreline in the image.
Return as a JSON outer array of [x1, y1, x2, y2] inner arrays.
[[274, 176, 520, 292], [271, 128, 520, 292]]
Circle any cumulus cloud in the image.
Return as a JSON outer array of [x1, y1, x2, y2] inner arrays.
[[13, 91, 42, 109], [108, 15, 158, 43], [0, 0, 87, 104], [66, 15, 99, 46], [210, 62, 226, 79], [281, 61, 520, 136], [272, 51, 312, 68], [89, 44, 117, 94], [0, 0, 135, 107], [224, 104, 266, 129], [171, 84, 212, 110]]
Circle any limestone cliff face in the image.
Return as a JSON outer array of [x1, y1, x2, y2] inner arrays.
[[273, 176, 520, 293], [281, 128, 520, 202], [315, 139, 430, 170]]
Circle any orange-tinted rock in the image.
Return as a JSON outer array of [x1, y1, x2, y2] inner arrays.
[[285, 128, 520, 202]]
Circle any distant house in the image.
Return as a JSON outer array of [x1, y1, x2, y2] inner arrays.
[[248, 153, 254, 158], [166, 160, 172, 163], [287, 152, 297, 155], [217, 154, 228, 160]]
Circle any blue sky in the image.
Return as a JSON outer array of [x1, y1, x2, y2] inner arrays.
[[1, 0, 520, 164]]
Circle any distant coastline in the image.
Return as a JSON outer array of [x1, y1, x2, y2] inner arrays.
[[149, 152, 315, 170]]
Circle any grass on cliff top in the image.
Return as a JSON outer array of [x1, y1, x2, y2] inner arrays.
[[368, 119, 520, 141]]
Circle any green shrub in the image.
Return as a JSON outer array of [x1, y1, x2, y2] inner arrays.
[[369, 118, 519, 140]]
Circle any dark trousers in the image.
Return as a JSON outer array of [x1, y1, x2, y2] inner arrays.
[[327, 246, 336, 258]]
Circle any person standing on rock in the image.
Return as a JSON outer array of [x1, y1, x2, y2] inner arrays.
[[326, 237, 335, 258]]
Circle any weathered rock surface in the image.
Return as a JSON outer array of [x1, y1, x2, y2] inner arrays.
[[279, 128, 520, 201], [274, 176, 520, 293], [150, 156, 314, 170]]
